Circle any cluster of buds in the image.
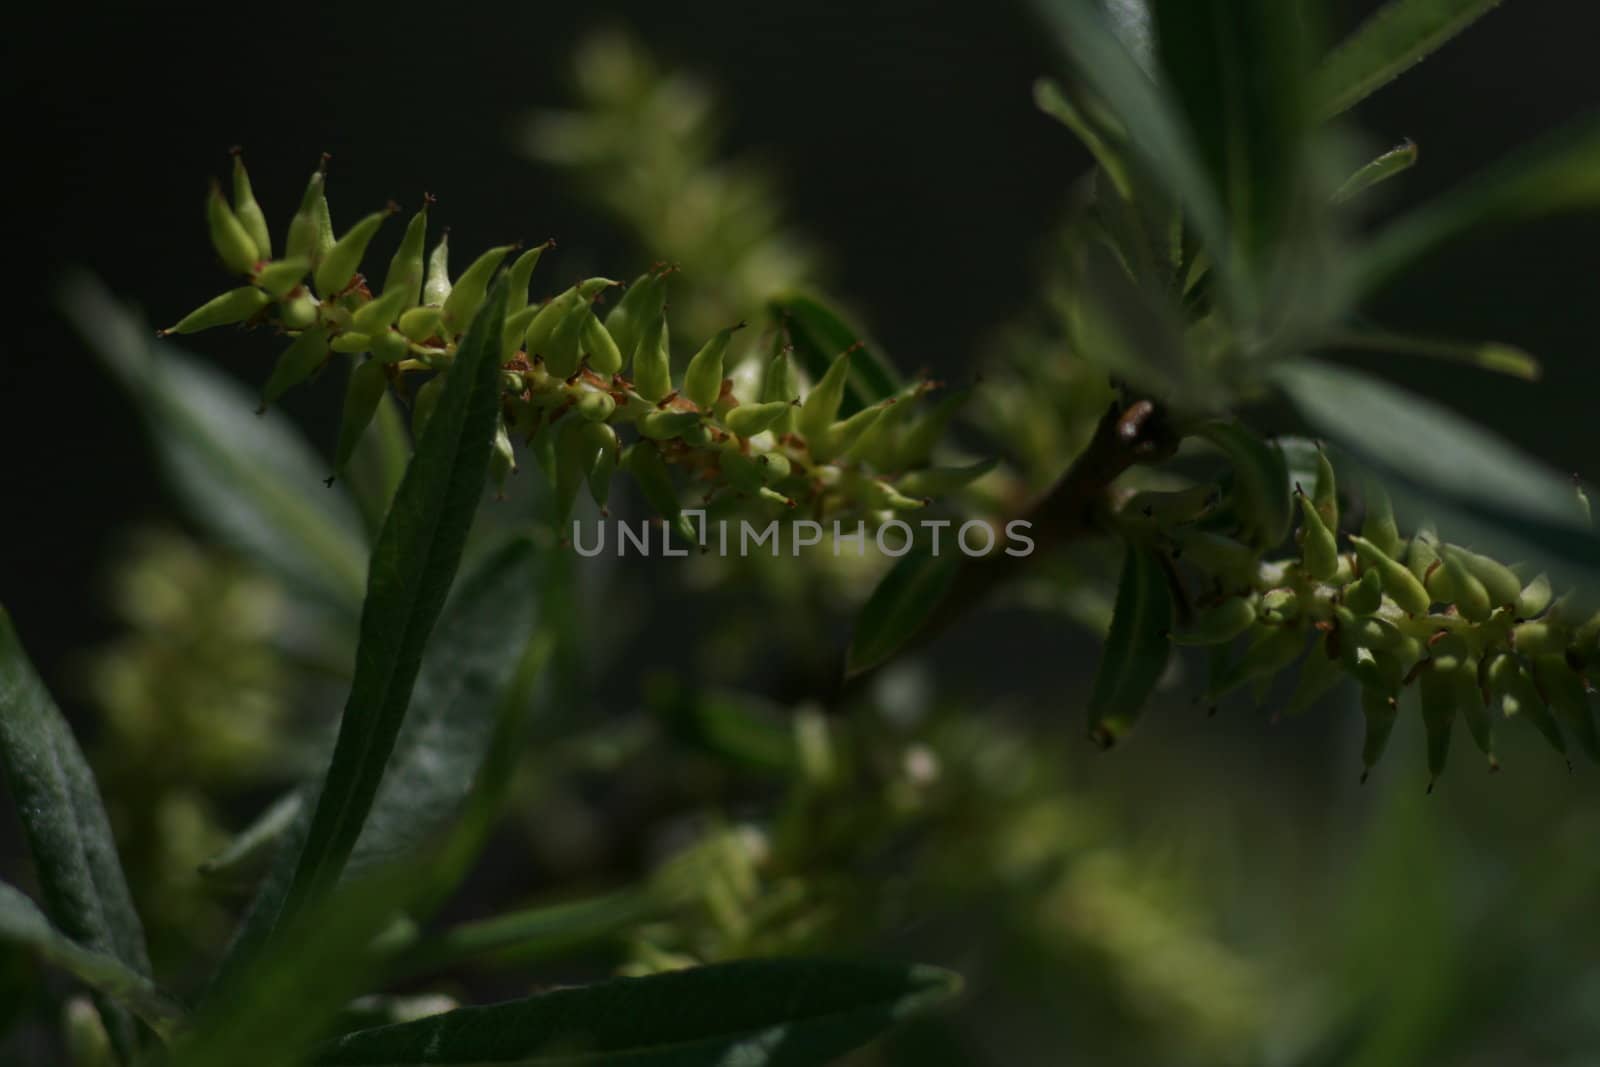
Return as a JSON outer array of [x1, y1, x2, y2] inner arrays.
[[167, 154, 989, 541], [1120, 426, 1600, 787]]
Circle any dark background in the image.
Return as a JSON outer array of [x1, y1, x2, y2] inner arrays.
[[4, 0, 1598, 725]]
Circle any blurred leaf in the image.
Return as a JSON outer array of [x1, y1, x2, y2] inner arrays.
[[1274, 360, 1599, 590], [1332, 140, 1418, 204], [1318, 0, 1505, 117], [1329, 328, 1540, 380], [847, 549, 962, 679], [651, 679, 800, 777], [346, 387, 413, 542], [313, 958, 962, 1066], [198, 791, 305, 890], [1034, 76, 1133, 199], [771, 292, 901, 416], [215, 531, 542, 985], [0, 605, 152, 1060], [256, 279, 512, 946], [1086, 543, 1173, 746], [61, 274, 368, 619], [1355, 112, 1600, 293], [0, 880, 181, 1040], [1151, 0, 1317, 273]]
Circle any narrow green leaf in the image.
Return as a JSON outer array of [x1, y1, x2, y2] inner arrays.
[[314, 958, 961, 1066], [271, 277, 512, 937], [650, 680, 801, 778], [1329, 328, 1540, 380], [61, 274, 368, 618], [1356, 112, 1600, 293], [1033, 76, 1134, 199], [770, 292, 901, 416], [1087, 543, 1174, 746], [1318, 0, 1505, 117], [1332, 141, 1418, 204], [0, 606, 153, 1060], [847, 549, 963, 678], [0, 881, 181, 1040], [1274, 360, 1600, 590], [198, 791, 305, 889]]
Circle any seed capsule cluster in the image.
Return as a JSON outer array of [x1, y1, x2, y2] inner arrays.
[[170, 155, 987, 538], [1132, 428, 1600, 787]]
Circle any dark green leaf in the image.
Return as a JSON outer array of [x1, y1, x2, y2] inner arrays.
[[0, 880, 181, 1040], [0, 606, 152, 1060], [1274, 360, 1599, 590], [1087, 542, 1174, 746], [770, 293, 901, 416], [847, 549, 963, 678], [1318, 0, 1505, 117], [266, 278, 512, 939], [61, 274, 369, 618], [650, 679, 800, 777], [346, 387, 414, 541], [314, 958, 961, 1066], [1329, 328, 1540, 380], [1355, 113, 1600, 293], [1332, 141, 1418, 204]]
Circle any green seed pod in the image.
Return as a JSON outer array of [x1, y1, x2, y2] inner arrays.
[[638, 409, 702, 441], [1171, 596, 1256, 646], [1310, 447, 1339, 531], [1439, 547, 1492, 621], [1123, 485, 1219, 527], [397, 306, 444, 344], [262, 326, 331, 405], [285, 165, 328, 264], [1417, 661, 1458, 789], [1259, 587, 1299, 625], [423, 232, 451, 306], [1517, 573, 1553, 619], [442, 244, 515, 334], [1196, 420, 1292, 549], [411, 373, 445, 439], [606, 269, 668, 363], [253, 257, 311, 299], [500, 304, 541, 361], [719, 447, 768, 495], [1350, 535, 1431, 616], [1486, 652, 1565, 755], [335, 360, 389, 474], [632, 312, 672, 403], [1205, 623, 1304, 702], [315, 206, 395, 298], [1358, 687, 1398, 782], [1343, 567, 1384, 615], [1359, 478, 1403, 560], [504, 241, 551, 317], [1511, 620, 1566, 657], [351, 283, 413, 335], [859, 479, 923, 511], [724, 400, 795, 438], [583, 421, 619, 510], [759, 450, 792, 483], [279, 290, 319, 330], [1534, 655, 1600, 762], [1295, 487, 1339, 580], [582, 311, 624, 376], [1171, 529, 1260, 589], [1283, 632, 1344, 717], [761, 345, 803, 434], [489, 420, 517, 495], [543, 299, 590, 380], [797, 347, 855, 444], [811, 402, 887, 463], [208, 181, 260, 274], [330, 332, 371, 355], [574, 389, 616, 422], [624, 441, 697, 545], [371, 329, 410, 365], [383, 200, 430, 309], [1457, 670, 1498, 770], [230, 151, 272, 262], [895, 458, 999, 498], [1448, 545, 1523, 609], [683, 324, 743, 410], [522, 293, 572, 358], [162, 286, 271, 334], [1407, 527, 1441, 583]]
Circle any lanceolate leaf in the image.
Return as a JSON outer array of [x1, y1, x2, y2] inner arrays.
[[847, 549, 963, 678], [1333, 141, 1419, 204], [270, 278, 513, 938], [0, 606, 153, 1060], [1274, 360, 1600, 590], [1318, 0, 1505, 117], [771, 293, 901, 416], [0, 880, 181, 1040], [1086, 543, 1174, 746], [1355, 112, 1600, 293], [313, 958, 962, 1066], [61, 275, 368, 619]]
